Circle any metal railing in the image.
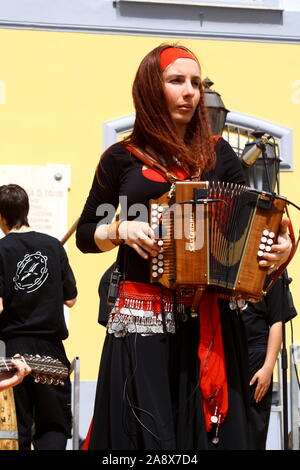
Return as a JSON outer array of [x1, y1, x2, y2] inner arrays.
[[69, 356, 80, 450], [290, 344, 300, 450]]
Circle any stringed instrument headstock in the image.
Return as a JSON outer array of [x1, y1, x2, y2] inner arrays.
[[0, 354, 69, 386]]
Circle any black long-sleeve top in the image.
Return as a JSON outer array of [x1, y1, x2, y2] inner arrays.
[[76, 138, 245, 284]]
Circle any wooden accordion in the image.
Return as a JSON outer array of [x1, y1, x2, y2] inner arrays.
[[149, 181, 287, 302]]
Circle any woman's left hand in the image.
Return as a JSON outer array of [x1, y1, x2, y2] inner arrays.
[[250, 366, 272, 403], [258, 216, 292, 274]]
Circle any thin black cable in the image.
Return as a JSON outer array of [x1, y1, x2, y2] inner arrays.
[[271, 137, 280, 194], [160, 289, 167, 335], [248, 187, 300, 211], [122, 333, 166, 449], [261, 147, 272, 193], [119, 248, 165, 447], [120, 309, 180, 448], [121, 294, 226, 448], [118, 215, 202, 447]]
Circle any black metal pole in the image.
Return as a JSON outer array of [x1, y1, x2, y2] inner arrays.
[[280, 271, 298, 450], [281, 316, 289, 450], [269, 146, 290, 450]]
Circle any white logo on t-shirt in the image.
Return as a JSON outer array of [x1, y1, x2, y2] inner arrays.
[[13, 251, 49, 293]]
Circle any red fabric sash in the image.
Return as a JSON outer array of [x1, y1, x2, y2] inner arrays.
[[198, 292, 228, 432], [197, 134, 228, 435], [81, 418, 93, 450]]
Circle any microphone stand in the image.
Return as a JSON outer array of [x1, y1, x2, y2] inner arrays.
[[269, 142, 290, 451], [280, 275, 289, 450], [280, 270, 298, 450], [244, 136, 291, 449], [262, 144, 290, 450]]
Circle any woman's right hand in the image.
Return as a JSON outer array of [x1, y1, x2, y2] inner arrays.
[[118, 220, 159, 259]]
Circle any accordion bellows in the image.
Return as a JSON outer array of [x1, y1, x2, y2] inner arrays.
[[149, 181, 286, 302]]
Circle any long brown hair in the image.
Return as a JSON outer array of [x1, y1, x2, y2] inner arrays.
[[124, 43, 216, 175]]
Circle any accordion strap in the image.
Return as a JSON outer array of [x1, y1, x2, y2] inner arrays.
[[124, 136, 223, 182], [263, 205, 300, 295], [123, 143, 200, 183], [124, 143, 179, 183]]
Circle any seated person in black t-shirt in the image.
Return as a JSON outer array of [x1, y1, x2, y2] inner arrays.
[[242, 276, 297, 450], [0, 184, 77, 450]]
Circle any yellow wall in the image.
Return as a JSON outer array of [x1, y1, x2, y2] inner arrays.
[[1, 28, 299, 379]]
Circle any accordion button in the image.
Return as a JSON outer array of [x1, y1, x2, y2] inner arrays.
[[267, 239, 273, 245], [152, 204, 158, 210], [158, 254, 164, 260], [152, 258, 158, 263], [158, 261, 164, 267], [152, 210, 158, 216], [265, 246, 272, 252], [261, 236, 267, 243], [152, 217, 158, 223], [263, 229, 269, 236], [269, 232, 275, 238], [152, 272, 158, 278], [158, 206, 164, 212], [152, 223, 157, 229], [259, 244, 265, 250], [158, 268, 164, 274], [257, 250, 264, 257], [152, 265, 158, 271], [157, 240, 164, 246]]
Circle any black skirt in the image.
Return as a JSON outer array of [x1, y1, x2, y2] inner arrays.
[[87, 305, 250, 451]]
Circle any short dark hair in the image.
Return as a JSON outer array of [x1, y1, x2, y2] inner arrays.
[[0, 184, 29, 230]]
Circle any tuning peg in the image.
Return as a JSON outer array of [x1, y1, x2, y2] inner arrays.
[[46, 378, 53, 385], [59, 380, 64, 386], [34, 376, 40, 383]]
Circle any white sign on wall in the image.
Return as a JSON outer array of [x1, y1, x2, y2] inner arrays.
[[0, 164, 72, 326], [0, 164, 71, 241]]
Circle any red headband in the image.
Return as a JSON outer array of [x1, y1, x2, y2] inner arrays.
[[160, 47, 197, 71]]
